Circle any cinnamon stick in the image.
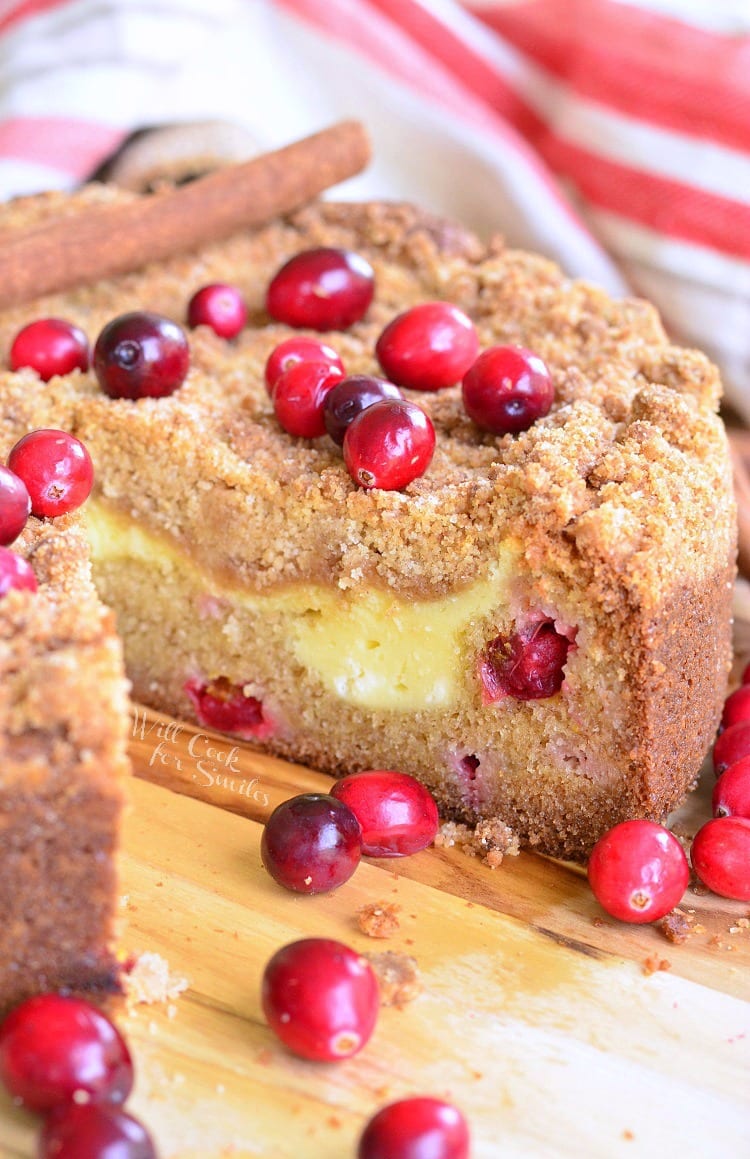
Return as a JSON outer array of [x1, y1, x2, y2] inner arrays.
[[0, 120, 371, 309]]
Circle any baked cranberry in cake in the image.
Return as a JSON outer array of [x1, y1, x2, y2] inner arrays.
[[184, 676, 272, 740], [264, 335, 344, 393], [266, 247, 374, 330], [479, 621, 570, 702], [376, 301, 478, 391], [9, 318, 89, 381], [8, 429, 93, 518], [323, 374, 402, 445], [343, 398, 435, 489], [0, 465, 30, 545], [187, 282, 247, 339], [93, 311, 189, 399], [462, 345, 554, 434]]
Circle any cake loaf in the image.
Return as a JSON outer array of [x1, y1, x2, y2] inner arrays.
[[0, 186, 736, 860], [0, 513, 130, 1013]]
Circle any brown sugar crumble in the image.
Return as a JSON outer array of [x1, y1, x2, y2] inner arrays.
[[364, 951, 422, 1008], [660, 909, 694, 945], [642, 954, 671, 976], [357, 901, 402, 939], [434, 819, 520, 868]]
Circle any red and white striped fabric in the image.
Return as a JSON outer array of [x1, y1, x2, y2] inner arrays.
[[0, 0, 749, 417]]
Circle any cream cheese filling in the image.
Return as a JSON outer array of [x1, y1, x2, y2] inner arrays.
[[85, 500, 520, 712]]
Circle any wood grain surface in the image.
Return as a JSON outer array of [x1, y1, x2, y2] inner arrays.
[[0, 707, 748, 1158]]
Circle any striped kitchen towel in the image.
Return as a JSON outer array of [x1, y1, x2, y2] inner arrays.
[[0, 0, 748, 417]]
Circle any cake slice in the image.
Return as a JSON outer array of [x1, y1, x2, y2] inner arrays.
[[0, 188, 736, 860], [0, 514, 130, 1014]]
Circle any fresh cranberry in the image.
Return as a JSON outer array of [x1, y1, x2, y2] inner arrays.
[[691, 817, 750, 901], [8, 429, 94, 518], [358, 1097, 470, 1159], [266, 247, 375, 330], [376, 302, 479, 392], [479, 621, 569, 701], [462, 345, 554, 434], [323, 374, 403, 445], [39, 1104, 156, 1159], [264, 336, 344, 394], [713, 720, 750, 777], [721, 684, 750, 730], [9, 318, 89, 381], [262, 938, 379, 1060], [0, 546, 37, 598], [187, 282, 247, 339], [261, 793, 362, 893], [742, 659, 750, 685], [184, 676, 271, 740], [343, 398, 435, 490], [93, 311, 189, 399], [0, 994, 133, 1113], [713, 756, 750, 818], [330, 771, 439, 857], [587, 820, 689, 923], [0, 466, 31, 545], [272, 360, 343, 438]]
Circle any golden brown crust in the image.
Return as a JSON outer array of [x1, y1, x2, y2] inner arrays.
[[0, 187, 737, 860], [0, 516, 131, 1011]]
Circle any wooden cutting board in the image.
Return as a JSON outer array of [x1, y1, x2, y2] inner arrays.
[[1, 707, 748, 1158]]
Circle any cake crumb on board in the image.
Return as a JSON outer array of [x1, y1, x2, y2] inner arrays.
[[434, 819, 520, 867], [364, 951, 422, 1008], [123, 950, 189, 1010], [356, 900, 401, 938]]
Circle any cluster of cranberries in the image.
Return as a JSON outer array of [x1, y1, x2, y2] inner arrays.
[[0, 428, 94, 601], [260, 772, 468, 1154], [0, 993, 155, 1157], [262, 245, 554, 491], [588, 674, 750, 922]]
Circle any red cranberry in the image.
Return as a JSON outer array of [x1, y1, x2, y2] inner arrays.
[[9, 318, 89, 381], [264, 336, 344, 394], [261, 793, 362, 893], [376, 301, 479, 392], [187, 282, 247, 339], [272, 360, 343, 438], [713, 756, 750, 818], [480, 621, 569, 701], [462, 345, 554, 434], [358, 1097, 470, 1159], [721, 684, 750, 730], [39, 1104, 156, 1159], [0, 466, 31, 545], [8, 429, 94, 518], [184, 676, 271, 740], [262, 938, 378, 1060], [587, 820, 689, 923], [742, 659, 750, 684], [266, 247, 375, 331], [343, 398, 435, 490], [0, 545, 37, 598], [713, 720, 750, 777], [0, 994, 133, 1113], [691, 817, 750, 901], [323, 374, 403, 445], [93, 311, 189, 399], [330, 771, 439, 857]]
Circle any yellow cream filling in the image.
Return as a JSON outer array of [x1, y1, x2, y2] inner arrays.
[[85, 500, 519, 712]]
